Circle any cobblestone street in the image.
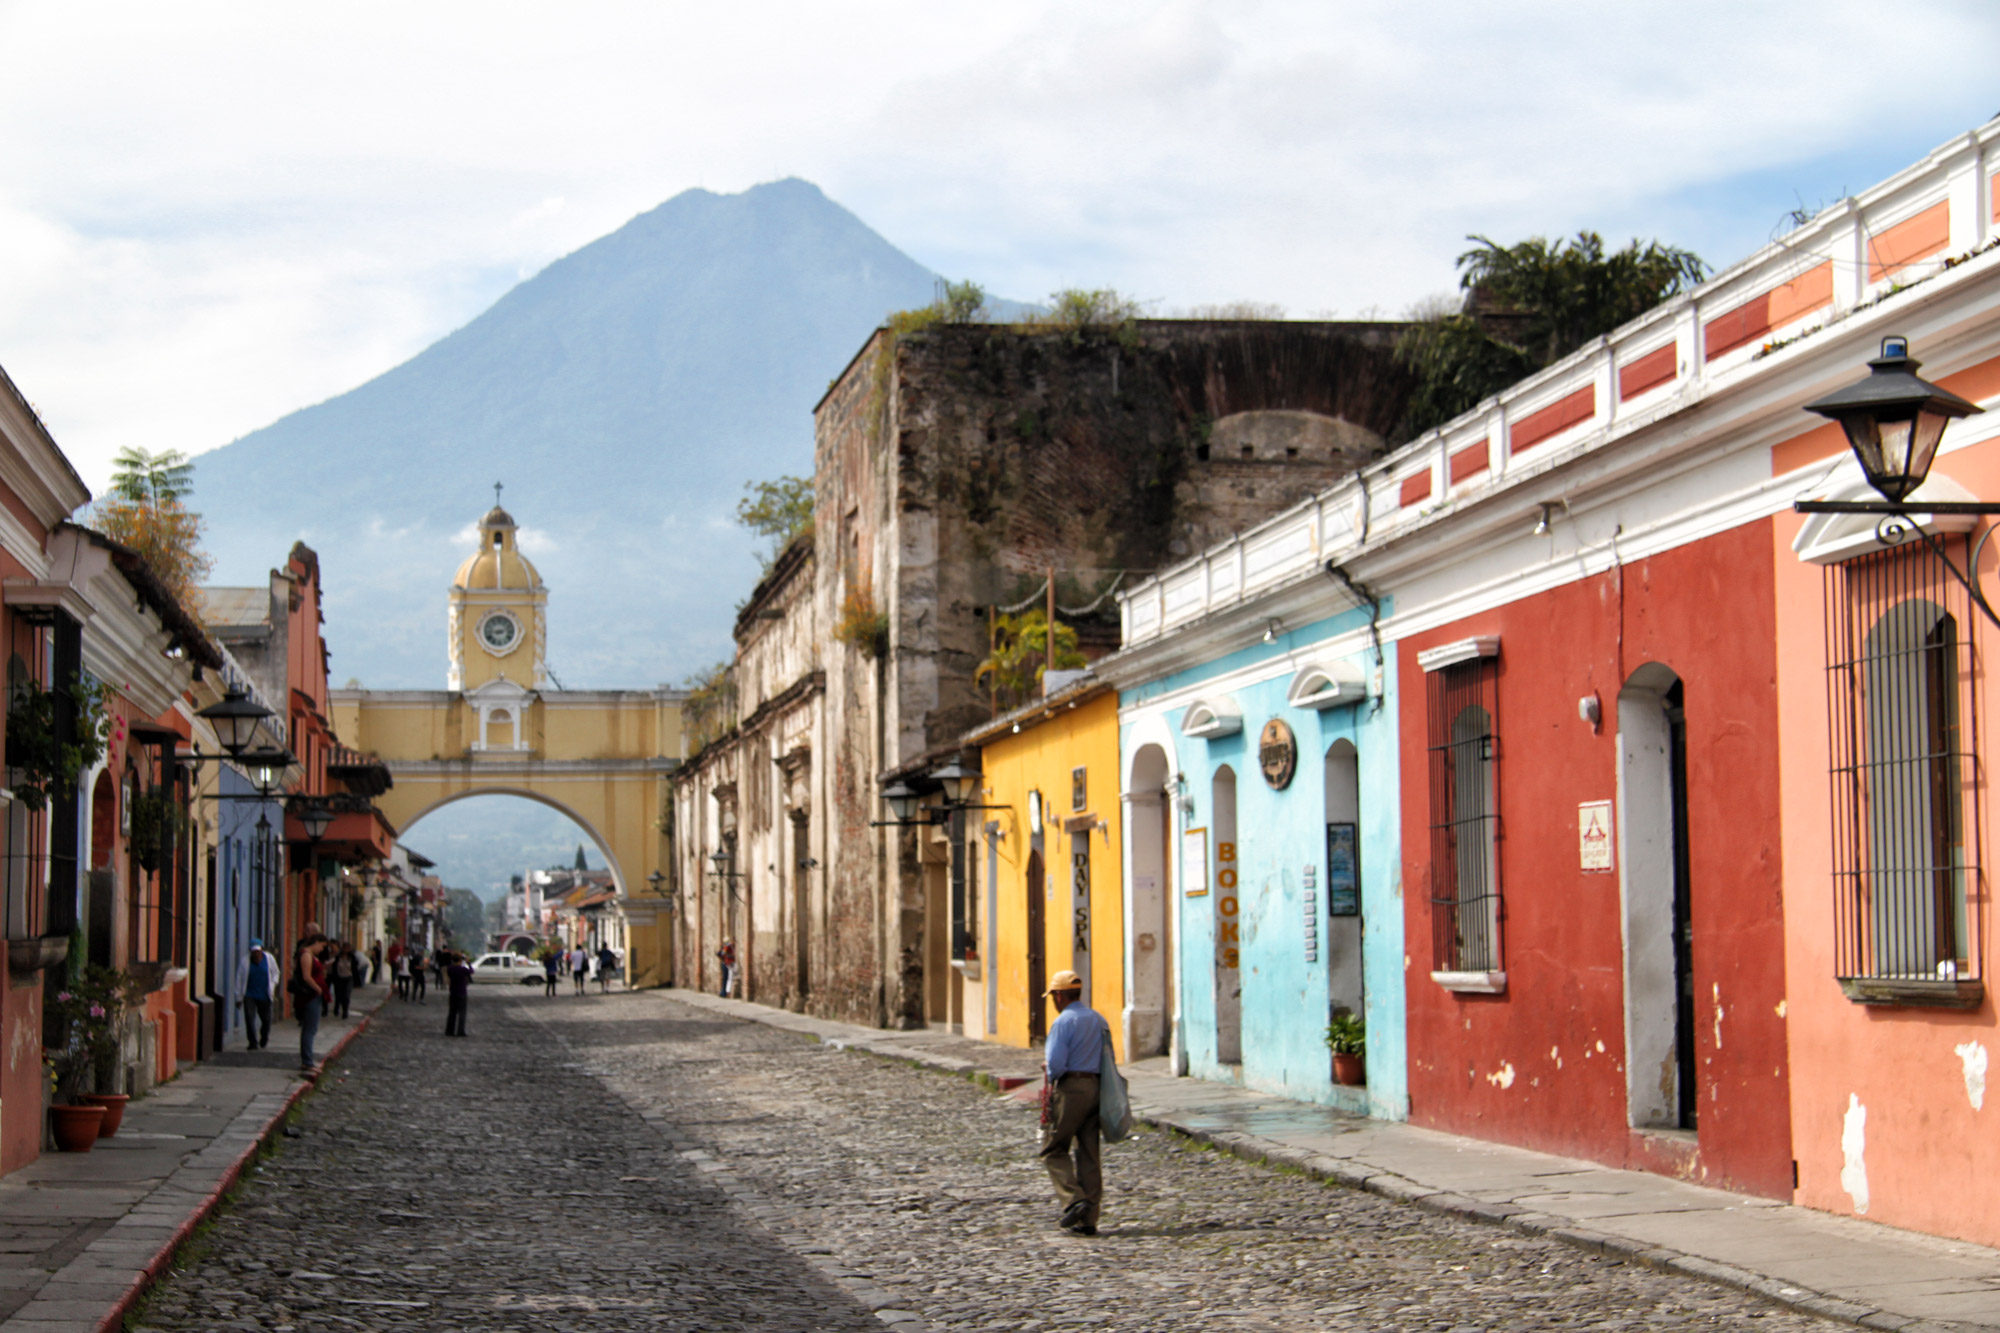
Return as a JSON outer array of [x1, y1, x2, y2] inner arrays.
[[133, 991, 1848, 1332]]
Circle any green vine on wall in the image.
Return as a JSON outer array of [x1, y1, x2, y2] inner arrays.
[[5, 674, 110, 812], [127, 785, 189, 873]]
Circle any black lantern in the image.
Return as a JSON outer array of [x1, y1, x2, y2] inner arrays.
[[647, 870, 665, 894], [297, 799, 335, 841], [881, 780, 921, 824], [239, 745, 294, 799], [929, 760, 979, 805], [709, 848, 732, 876], [197, 684, 272, 758], [1804, 336, 1984, 503]]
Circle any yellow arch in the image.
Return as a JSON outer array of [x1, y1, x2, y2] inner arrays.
[[397, 786, 630, 892]]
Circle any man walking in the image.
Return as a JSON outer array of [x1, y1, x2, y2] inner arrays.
[[444, 950, 473, 1037], [408, 948, 427, 1003], [234, 939, 277, 1049], [1039, 969, 1108, 1236], [570, 943, 590, 994], [542, 947, 560, 997]]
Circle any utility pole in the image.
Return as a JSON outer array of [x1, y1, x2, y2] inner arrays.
[[1045, 566, 1056, 687]]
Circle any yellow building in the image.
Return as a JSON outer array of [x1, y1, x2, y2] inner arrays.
[[329, 500, 685, 984], [962, 678, 1125, 1058]]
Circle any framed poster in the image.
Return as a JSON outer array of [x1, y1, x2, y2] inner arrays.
[[1325, 821, 1359, 917], [1182, 826, 1209, 896]]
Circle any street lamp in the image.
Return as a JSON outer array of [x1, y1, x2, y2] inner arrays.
[[296, 799, 335, 841], [1794, 335, 1998, 626], [929, 760, 980, 805], [197, 685, 272, 759], [880, 780, 923, 825], [1804, 336, 1984, 503], [239, 745, 296, 799]]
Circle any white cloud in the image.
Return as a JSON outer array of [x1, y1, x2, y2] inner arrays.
[[0, 0, 1994, 488]]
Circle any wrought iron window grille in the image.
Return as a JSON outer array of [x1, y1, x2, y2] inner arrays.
[[1426, 654, 1503, 980], [1823, 534, 1986, 1007]]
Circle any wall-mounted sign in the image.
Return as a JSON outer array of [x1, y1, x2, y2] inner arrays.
[[1325, 821, 1360, 917], [1258, 718, 1297, 790], [1072, 765, 1087, 811], [1182, 827, 1209, 896], [1028, 789, 1044, 836], [1302, 863, 1320, 962], [1579, 800, 1614, 873]]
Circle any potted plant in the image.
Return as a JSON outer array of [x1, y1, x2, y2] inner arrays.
[[1324, 1011, 1366, 1087], [46, 965, 145, 1144], [5, 673, 108, 812]]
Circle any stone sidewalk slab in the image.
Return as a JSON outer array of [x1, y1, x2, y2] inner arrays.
[[662, 986, 2000, 1333], [0, 986, 388, 1333]]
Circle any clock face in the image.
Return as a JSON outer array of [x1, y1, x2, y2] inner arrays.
[[480, 614, 520, 651]]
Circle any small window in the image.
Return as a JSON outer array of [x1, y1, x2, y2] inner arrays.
[[1425, 648, 1503, 988], [1825, 539, 1984, 1006]]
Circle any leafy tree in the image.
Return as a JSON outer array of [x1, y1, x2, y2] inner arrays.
[[444, 887, 486, 947], [735, 475, 813, 567], [1396, 232, 1708, 438], [975, 609, 1086, 711], [92, 446, 213, 611]]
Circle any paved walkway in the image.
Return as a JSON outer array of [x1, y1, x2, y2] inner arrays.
[[663, 988, 2000, 1333], [0, 984, 386, 1333]]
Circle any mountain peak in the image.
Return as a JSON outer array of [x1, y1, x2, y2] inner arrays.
[[195, 178, 951, 690]]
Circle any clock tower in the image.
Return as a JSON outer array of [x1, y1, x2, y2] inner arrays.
[[448, 495, 547, 694]]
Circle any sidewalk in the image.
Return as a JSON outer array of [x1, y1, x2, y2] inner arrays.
[[661, 987, 2000, 1333], [0, 986, 386, 1333]]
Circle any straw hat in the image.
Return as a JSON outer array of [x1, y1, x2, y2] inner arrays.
[[1045, 969, 1083, 995]]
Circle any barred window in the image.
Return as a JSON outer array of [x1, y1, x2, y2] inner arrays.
[[1826, 537, 1984, 1007], [1423, 642, 1503, 987]]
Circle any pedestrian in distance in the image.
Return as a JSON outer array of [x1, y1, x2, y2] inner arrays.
[[542, 947, 560, 997], [408, 948, 428, 1003], [716, 939, 736, 998], [596, 944, 617, 993], [570, 944, 589, 994], [432, 950, 446, 991], [331, 941, 356, 1019], [1039, 969, 1108, 1236], [444, 950, 473, 1037], [290, 933, 332, 1073], [368, 940, 382, 986], [393, 948, 410, 1000], [234, 939, 278, 1049]]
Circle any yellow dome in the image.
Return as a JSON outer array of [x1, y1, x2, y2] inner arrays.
[[452, 505, 542, 591]]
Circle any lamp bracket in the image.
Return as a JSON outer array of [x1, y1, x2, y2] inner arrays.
[[1795, 499, 2000, 629]]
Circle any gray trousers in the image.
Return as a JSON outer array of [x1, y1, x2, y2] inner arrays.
[[242, 997, 271, 1049], [1040, 1073, 1102, 1226]]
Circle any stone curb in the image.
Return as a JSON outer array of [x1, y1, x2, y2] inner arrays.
[[654, 991, 1993, 1333], [1, 999, 383, 1333]]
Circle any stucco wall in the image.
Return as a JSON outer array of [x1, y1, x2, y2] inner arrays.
[[1122, 606, 1407, 1117], [1400, 522, 1790, 1197]]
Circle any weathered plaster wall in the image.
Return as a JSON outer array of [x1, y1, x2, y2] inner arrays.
[[1399, 521, 1790, 1198], [1123, 608, 1407, 1117], [1777, 389, 2000, 1242]]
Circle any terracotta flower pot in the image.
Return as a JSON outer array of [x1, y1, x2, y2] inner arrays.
[[49, 1104, 107, 1153], [1332, 1052, 1366, 1087], [78, 1093, 129, 1137]]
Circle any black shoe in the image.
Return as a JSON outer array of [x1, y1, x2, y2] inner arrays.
[[1072, 1224, 1098, 1236], [1060, 1200, 1090, 1231]]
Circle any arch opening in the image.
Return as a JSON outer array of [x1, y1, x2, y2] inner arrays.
[[1126, 743, 1173, 1058], [400, 791, 626, 953]]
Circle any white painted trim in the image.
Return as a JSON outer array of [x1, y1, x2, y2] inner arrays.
[[1432, 970, 1507, 994], [1418, 637, 1500, 673], [1791, 472, 1980, 566], [1179, 696, 1243, 739], [1285, 660, 1369, 710]]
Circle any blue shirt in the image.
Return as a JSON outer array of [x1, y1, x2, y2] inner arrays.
[[244, 953, 273, 1001], [1045, 1000, 1106, 1078]]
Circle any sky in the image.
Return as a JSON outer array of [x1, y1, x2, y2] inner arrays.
[[0, 1, 1995, 494]]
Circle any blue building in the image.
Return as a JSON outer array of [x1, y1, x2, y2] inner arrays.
[[1111, 579, 1406, 1119]]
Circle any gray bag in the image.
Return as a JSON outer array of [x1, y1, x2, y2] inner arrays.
[[1097, 1019, 1134, 1142]]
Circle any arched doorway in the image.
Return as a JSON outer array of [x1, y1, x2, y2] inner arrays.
[[1618, 662, 1694, 1131], [1126, 744, 1173, 1057], [1025, 848, 1047, 1043], [1323, 739, 1364, 1065], [1212, 764, 1241, 1066]]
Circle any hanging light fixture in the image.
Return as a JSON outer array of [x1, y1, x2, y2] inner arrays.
[[197, 685, 272, 758], [928, 760, 980, 805], [881, 780, 921, 824], [1804, 335, 1984, 503]]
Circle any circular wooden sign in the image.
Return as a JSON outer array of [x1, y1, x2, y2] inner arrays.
[[1258, 718, 1297, 790]]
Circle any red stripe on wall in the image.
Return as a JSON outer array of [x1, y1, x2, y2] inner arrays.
[[1619, 344, 1677, 401], [1867, 201, 1950, 284], [1449, 438, 1490, 485], [1509, 385, 1596, 456], [1704, 262, 1833, 361], [1399, 470, 1433, 508]]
